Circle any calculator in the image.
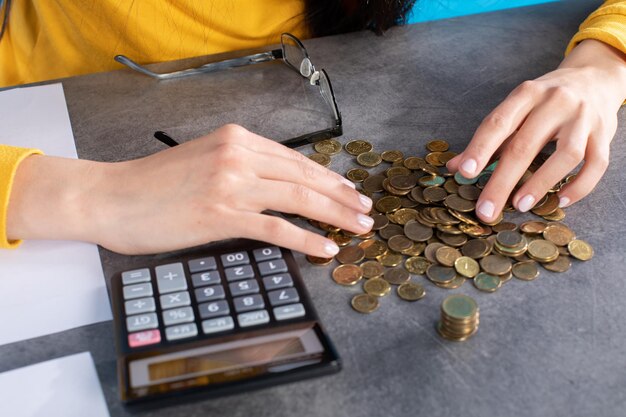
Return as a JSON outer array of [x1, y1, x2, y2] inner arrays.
[[108, 239, 341, 403]]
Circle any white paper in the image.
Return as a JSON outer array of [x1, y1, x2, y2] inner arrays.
[[0, 84, 112, 346], [0, 352, 111, 417]]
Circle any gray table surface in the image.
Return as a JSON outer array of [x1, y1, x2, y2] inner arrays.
[[2, 1, 625, 416]]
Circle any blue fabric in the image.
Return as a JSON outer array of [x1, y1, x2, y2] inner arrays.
[[407, 0, 559, 24]]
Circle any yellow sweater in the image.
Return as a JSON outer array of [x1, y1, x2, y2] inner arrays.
[[1, 1, 626, 248]]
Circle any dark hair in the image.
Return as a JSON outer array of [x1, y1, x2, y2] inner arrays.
[[304, 0, 416, 37]]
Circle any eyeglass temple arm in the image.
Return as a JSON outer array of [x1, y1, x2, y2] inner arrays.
[[115, 49, 283, 80]]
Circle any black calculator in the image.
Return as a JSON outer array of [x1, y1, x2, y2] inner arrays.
[[108, 239, 341, 403]]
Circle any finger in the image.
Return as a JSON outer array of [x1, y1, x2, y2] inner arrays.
[[475, 106, 559, 221], [252, 151, 372, 213], [447, 81, 538, 178], [557, 136, 610, 207], [212, 124, 355, 188], [447, 130, 517, 173], [253, 179, 374, 235], [237, 212, 340, 257], [512, 117, 590, 211]]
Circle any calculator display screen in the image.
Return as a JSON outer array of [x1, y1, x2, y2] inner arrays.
[[128, 327, 324, 389]]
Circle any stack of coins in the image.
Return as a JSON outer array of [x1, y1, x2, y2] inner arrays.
[[437, 294, 479, 341]]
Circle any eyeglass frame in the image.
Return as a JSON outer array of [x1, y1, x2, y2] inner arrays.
[[114, 33, 342, 148]]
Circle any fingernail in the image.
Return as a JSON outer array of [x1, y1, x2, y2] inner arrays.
[[517, 194, 535, 213], [559, 196, 570, 208], [324, 242, 340, 256], [341, 177, 356, 189], [357, 213, 374, 230], [359, 194, 373, 210], [477, 200, 495, 219], [460, 159, 477, 177]]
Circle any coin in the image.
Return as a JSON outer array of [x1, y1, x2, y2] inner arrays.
[[388, 235, 414, 253], [520, 221, 547, 234], [426, 264, 456, 284], [345, 140, 373, 156], [567, 239, 594, 261], [378, 253, 404, 267], [404, 220, 433, 242], [314, 139, 342, 155], [424, 242, 446, 263], [375, 196, 402, 213], [306, 255, 333, 266], [360, 260, 385, 278], [363, 240, 388, 259], [438, 294, 479, 341], [543, 223, 576, 246], [474, 272, 502, 292], [381, 150, 404, 162], [327, 232, 352, 247], [512, 260, 540, 281], [454, 256, 480, 278], [434, 274, 466, 289], [427, 140, 449, 152], [364, 277, 391, 297], [371, 214, 390, 231], [357, 151, 383, 167], [543, 255, 572, 272], [386, 166, 411, 177], [435, 246, 462, 267], [531, 193, 559, 216], [332, 264, 363, 286], [479, 254, 512, 276], [336, 245, 365, 264], [423, 186, 448, 203], [389, 175, 416, 190], [351, 293, 379, 313], [492, 222, 517, 233], [346, 168, 369, 183], [397, 282, 426, 301], [383, 267, 410, 285], [496, 230, 524, 248], [404, 256, 430, 275], [457, 184, 481, 201], [308, 153, 331, 167], [444, 194, 475, 212], [362, 174, 386, 193], [379, 223, 404, 240], [527, 239, 559, 263], [461, 238, 492, 259]]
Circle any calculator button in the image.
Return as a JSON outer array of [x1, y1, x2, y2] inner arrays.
[[195, 285, 225, 302], [234, 295, 265, 313], [160, 291, 191, 309], [238, 310, 270, 327], [124, 297, 156, 315], [128, 330, 161, 348], [188, 257, 217, 273], [225, 265, 255, 282], [221, 252, 250, 268], [258, 259, 288, 276], [165, 323, 198, 341], [274, 303, 306, 321], [123, 283, 153, 300], [252, 247, 282, 262], [191, 271, 221, 287], [126, 313, 158, 332], [155, 263, 188, 294], [262, 274, 294, 291], [268, 288, 300, 307], [162, 307, 195, 326], [122, 268, 151, 285], [198, 300, 230, 319], [229, 279, 260, 297], [202, 317, 235, 335]]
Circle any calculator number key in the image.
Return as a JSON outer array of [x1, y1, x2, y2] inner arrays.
[[199, 300, 230, 319], [238, 310, 270, 327], [252, 247, 282, 262], [268, 288, 299, 307], [160, 291, 191, 309], [229, 279, 259, 297], [274, 303, 306, 321], [202, 317, 235, 335], [195, 285, 226, 302], [128, 329, 161, 348], [221, 252, 250, 268], [234, 295, 265, 313], [165, 323, 198, 341], [258, 259, 288, 276], [126, 313, 158, 332], [163, 307, 195, 326], [225, 265, 254, 282], [191, 270, 221, 288], [263, 274, 293, 291]]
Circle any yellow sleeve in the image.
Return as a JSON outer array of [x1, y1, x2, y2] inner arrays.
[[0, 145, 43, 249], [566, 0, 626, 56]]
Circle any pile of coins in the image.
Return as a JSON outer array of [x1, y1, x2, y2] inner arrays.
[[306, 138, 594, 341], [438, 294, 480, 341]]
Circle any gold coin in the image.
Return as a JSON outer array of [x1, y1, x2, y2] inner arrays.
[[360, 260, 385, 278], [327, 232, 352, 247], [520, 221, 547, 234], [389, 175, 416, 190], [363, 240, 388, 259], [375, 196, 402, 213], [492, 222, 517, 233], [383, 267, 411, 284], [314, 139, 342, 155], [392, 208, 419, 225], [424, 242, 446, 263], [332, 264, 363, 286], [423, 186, 448, 203], [345, 140, 373, 156], [527, 239, 559, 263], [386, 166, 411, 177], [306, 255, 333, 266], [512, 260, 540, 281], [543, 255, 572, 273], [388, 235, 414, 253], [381, 150, 404, 162], [397, 282, 426, 301], [426, 140, 449, 152], [362, 174, 386, 193], [308, 153, 331, 167], [440, 294, 478, 321], [473, 272, 502, 292], [405, 256, 431, 275], [346, 168, 369, 183], [454, 256, 480, 278], [404, 220, 434, 242], [371, 213, 390, 231], [401, 242, 426, 256], [542, 208, 565, 221], [363, 277, 391, 297], [443, 194, 475, 212], [318, 222, 341, 233], [461, 238, 492, 259], [403, 156, 426, 170], [356, 151, 383, 168], [336, 245, 365, 264], [567, 239, 594, 261], [425, 151, 444, 167], [351, 293, 379, 314], [378, 253, 404, 267], [435, 246, 462, 267], [543, 223, 576, 246], [457, 184, 481, 201], [434, 275, 466, 289], [531, 193, 559, 216], [379, 223, 404, 240], [426, 264, 456, 284], [496, 230, 524, 248], [479, 254, 512, 276]]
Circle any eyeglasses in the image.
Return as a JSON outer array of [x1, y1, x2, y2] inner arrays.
[[115, 33, 342, 148]]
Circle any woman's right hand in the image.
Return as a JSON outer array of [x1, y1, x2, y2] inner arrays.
[[7, 124, 373, 256]]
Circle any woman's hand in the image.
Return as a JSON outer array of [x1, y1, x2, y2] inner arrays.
[[7, 124, 373, 256], [446, 39, 626, 222]]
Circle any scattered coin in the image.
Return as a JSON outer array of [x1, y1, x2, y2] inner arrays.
[[364, 277, 391, 297], [336, 245, 365, 264], [332, 264, 363, 286], [454, 256, 480, 278], [474, 272, 502, 292], [351, 293, 379, 314], [357, 151, 383, 167], [306, 255, 333, 266], [360, 260, 385, 278], [568, 239, 594, 261], [512, 260, 540, 281], [346, 168, 370, 183], [345, 140, 373, 156], [314, 139, 342, 155], [308, 153, 331, 167]]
